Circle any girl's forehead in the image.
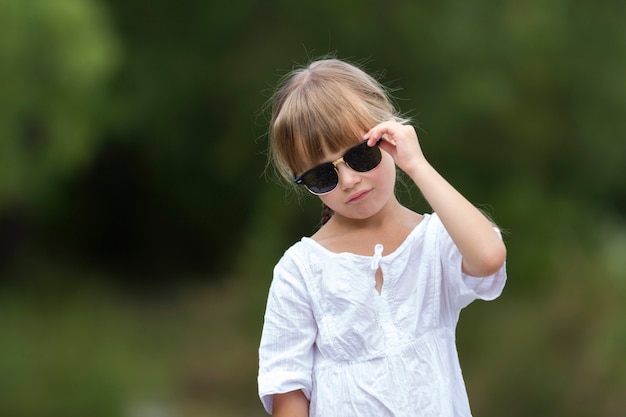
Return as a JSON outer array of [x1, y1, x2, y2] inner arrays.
[[288, 112, 370, 171], [320, 138, 360, 159], [298, 136, 361, 170]]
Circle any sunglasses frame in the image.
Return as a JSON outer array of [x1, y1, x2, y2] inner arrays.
[[293, 139, 383, 195]]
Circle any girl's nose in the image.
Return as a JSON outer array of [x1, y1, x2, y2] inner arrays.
[[336, 162, 361, 190]]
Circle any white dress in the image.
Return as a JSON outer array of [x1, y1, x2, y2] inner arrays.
[[258, 213, 506, 417]]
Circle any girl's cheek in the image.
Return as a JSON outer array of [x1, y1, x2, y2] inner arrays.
[[379, 154, 397, 183]]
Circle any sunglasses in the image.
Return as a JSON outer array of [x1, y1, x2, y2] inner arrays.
[[293, 139, 382, 195]]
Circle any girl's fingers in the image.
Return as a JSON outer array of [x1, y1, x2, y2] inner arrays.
[[382, 135, 397, 146], [365, 121, 398, 143]]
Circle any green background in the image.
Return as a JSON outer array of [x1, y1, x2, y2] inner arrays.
[[1, 0, 625, 416]]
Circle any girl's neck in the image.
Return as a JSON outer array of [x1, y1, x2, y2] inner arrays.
[[312, 198, 423, 256], [330, 197, 407, 230]]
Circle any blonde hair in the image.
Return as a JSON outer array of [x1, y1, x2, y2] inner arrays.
[[268, 58, 406, 184]]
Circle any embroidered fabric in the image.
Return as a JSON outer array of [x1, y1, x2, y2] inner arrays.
[[258, 213, 506, 417]]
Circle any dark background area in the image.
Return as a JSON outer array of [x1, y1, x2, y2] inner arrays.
[[1, 1, 625, 416]]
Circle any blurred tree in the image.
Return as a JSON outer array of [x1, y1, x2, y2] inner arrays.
[[57, 0, 276, 280], [0, 0, 119, 210], [2, 0, 623, 286], [0, 0, 119, 269]]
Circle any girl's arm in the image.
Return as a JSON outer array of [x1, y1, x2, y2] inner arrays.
[[365, 121, 506, 277], [405, 160, 506, 277], [273, 390, 310, 417]]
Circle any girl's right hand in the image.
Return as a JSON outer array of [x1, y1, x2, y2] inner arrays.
[[364, 120, 429, 177]]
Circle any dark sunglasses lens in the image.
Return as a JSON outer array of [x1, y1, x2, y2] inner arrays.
[[296, 141, 382, 195], [302, 165, 338, 194], [345, 141, 382, 172]]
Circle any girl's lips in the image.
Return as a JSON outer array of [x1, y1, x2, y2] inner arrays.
[[347, 189, 370, 203]]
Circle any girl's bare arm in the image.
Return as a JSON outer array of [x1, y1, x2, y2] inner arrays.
[[273, 390, 309, 417], [405, 160, 506, 277], [366, 121, 506, 277]]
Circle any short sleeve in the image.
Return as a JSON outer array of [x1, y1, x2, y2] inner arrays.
[[258, 252, 317, 414], [438, 221, 507, 311]]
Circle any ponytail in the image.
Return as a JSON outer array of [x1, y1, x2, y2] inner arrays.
[[321, 204, 334, 225]]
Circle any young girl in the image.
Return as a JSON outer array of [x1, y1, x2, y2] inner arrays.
[[258, 58, 507, 417]]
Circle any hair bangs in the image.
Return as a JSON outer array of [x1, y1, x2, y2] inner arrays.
[[285, 84, 378, 175]]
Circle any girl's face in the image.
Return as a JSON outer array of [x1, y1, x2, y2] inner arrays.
[[313, 143, 397, 221]]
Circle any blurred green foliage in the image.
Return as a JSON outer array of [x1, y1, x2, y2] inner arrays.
[[0, 0, 119, 210], [0, 0, 625, 416]]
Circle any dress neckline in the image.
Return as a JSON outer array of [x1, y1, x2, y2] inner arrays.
[[301, 213, 431, 260]]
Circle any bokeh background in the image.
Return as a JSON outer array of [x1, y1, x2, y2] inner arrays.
[[1, 0, 625, 416]]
